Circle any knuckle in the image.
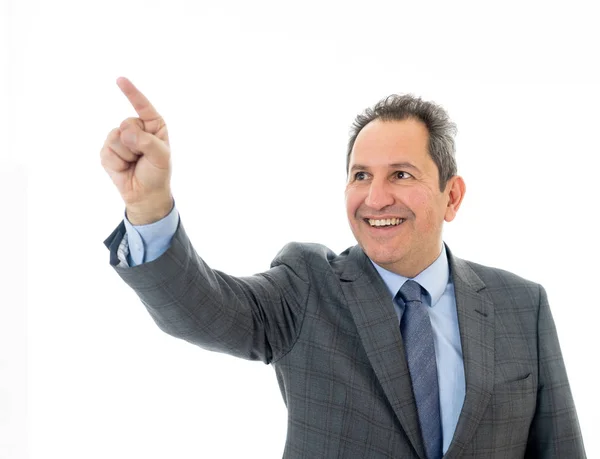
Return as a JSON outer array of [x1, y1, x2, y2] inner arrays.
[[100, 148, 120, 167], [106, 128, 120, 142], [109, 127, 121, 140], [137, 134, 152, 149], [100, 155, 110, 169], [119, 118, 134, 131], [120, 117, 144, 131]]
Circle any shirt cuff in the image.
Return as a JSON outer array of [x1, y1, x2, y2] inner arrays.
[[123, 204, 180, 266]]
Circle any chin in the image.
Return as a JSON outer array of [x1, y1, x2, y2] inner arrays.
[[362, 244, 406, 268]]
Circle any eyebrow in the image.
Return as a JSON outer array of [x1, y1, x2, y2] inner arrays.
[[349, 162, 422, 173]]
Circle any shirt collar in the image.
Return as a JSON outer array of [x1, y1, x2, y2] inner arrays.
[[370, 244, 450, 308]]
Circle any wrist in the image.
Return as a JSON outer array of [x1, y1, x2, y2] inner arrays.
[[126, 194, 174, 225]]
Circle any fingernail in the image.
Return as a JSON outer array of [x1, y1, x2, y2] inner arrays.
[[123, 131, 137, 145]]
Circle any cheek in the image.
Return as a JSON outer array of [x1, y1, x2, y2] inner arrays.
[[406, 190, 443, 227], [403, 188, 430, 214], [345, 188, 364, 217]]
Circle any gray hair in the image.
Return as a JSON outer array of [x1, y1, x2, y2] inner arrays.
[[347, 94, 458, 191]]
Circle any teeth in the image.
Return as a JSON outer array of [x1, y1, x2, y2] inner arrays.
[[368, 218, 403, 227]]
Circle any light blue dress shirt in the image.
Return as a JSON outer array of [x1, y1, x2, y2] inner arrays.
[[371, 252, 465, 453], [123, 205, 179, 266], [124, 209, 466, 453]]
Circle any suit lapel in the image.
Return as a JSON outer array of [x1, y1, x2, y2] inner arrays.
[[338, 245, 495, 458], [339, 246, 426, 459], [443, 250, 495, 458]]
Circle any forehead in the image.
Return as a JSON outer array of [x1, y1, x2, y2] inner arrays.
[[350, 118, 430, 166]]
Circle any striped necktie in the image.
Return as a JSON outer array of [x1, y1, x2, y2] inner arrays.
[[397, 280, 443, 459]]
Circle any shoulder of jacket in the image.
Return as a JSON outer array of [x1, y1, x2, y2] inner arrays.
[[459, 257, 541, 290], [272, 242, 341, 265]]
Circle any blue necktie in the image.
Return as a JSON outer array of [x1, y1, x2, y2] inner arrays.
[[397, 280, 443, 459]]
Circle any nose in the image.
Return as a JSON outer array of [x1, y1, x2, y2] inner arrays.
[[364, 179, 394, 210]]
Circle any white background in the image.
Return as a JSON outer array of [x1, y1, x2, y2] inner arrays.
[[2, 4, 27, 458], [4, 0, 599, 457]]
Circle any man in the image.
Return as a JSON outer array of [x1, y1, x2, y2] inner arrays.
[[102, 77, 586, 458]]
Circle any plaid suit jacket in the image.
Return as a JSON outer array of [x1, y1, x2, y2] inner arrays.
[[105, 220, 586, 458]]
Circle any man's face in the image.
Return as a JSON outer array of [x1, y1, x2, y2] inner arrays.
[[345, 118, 464, 277]]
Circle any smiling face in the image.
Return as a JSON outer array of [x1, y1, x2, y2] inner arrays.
[[345, 118, 465, 277]]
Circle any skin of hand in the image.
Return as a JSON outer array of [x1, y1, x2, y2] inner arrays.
[[100, 77, 174, 225]]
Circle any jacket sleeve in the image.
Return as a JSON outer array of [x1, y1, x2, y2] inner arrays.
[[105, 219, 310, 365], [525, 285, 586, 458]]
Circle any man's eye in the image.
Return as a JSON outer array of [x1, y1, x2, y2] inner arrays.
[[354, 171, 367, 180], [395, 171, 413, 179]]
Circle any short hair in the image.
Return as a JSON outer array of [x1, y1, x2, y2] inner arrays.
[[347, 94, 458, 191]]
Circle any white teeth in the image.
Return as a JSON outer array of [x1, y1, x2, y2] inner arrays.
[[368, 218, 403, 227]]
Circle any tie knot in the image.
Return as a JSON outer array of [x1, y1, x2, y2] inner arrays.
[[397, 280, 422, 304]]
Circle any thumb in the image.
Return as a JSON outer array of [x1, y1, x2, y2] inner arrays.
[[120, 125, 170, 166]]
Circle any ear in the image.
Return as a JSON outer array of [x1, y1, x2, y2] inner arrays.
[[443, 175, 466, 222]]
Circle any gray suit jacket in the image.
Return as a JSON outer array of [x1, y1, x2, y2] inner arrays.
[[105, 220, 586, 458]]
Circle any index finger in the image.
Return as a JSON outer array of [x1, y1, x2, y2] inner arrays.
[[116, 76, 161, 121]]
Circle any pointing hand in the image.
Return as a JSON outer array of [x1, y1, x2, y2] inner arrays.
[[100, 77, 173, 225]]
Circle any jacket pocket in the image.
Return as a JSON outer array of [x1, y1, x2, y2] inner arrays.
[[492, 373, 535, 406]]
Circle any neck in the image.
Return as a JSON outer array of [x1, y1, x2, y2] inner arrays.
[[380, 243, 444, 278]]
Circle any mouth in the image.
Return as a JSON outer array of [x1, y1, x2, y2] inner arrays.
[[363, 217, 405, 228]]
